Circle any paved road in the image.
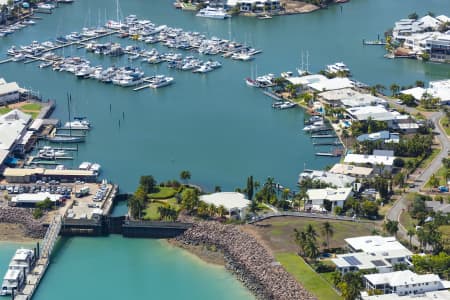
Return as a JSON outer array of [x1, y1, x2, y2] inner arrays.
[[387, 110, 449, 245]]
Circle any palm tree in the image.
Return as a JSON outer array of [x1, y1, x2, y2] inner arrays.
[[429, 174, 439, 188], [305, 224, 318, 241], [407, 228, 416, 248], [321, 221, 334, 249], [180, 170, 191, 185], [390, 83, 400, 96], [217, 205, 227, 218], [294, 229, 308, 256]]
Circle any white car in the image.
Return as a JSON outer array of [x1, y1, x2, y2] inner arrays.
[[395, 99, 403, 105]]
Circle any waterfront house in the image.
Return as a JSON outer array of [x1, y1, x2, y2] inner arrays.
[[401, 79, 450, 105], [361, 290, 450, 300], [329, 163, 374, 178], [306, 187, 353, 211], [393, 15, 444, 41], [343, 151, 395, 173], [332, 236, 413, 274], [356, 131, 400, 144], [317, 88, 387, 108], [308, 77, 354, 92], [286, 74, 328, 86], [199, 192, 250, 219], [226, 0, 280, 12], [298, 169, 355, 188], [363, 270, 450, 296]]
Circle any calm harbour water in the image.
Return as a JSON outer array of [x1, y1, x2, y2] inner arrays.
[[0, 0, 449, 298]]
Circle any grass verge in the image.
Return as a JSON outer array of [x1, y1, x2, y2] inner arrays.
[[275, 253, 342, 300]]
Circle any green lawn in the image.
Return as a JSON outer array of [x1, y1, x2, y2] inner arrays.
[[441, 116, 450, 136], [143, 201, 162, 220], [21, 103, 42, 111], [143, 197, 180, 220], [400, 210, 415, 230], [148, 187, 177, 199], [418, 148, 440, 170], [0, 107, 11, 115], [275, 253, 342, 300], [425, 165, 448, 188]]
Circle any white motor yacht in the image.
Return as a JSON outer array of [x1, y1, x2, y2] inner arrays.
[[196, 7, 231, 19], [149, 75, 174, 88], [326, 62, 350, 74], [0, 269, 24, 296]]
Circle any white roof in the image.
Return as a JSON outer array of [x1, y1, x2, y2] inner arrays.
[[286, 74, 328, 86], [344, 154, 395, 166], [364, 270, 443, 287], [346, 105, 398, 121], [332, 252, 393, 270], [345, 235, 410, 254], [402, 80, 450, 103], [0, 109, 31, 151], [329, 163, 373, 177], [436, 15, 450, 23], [401, 87, 426, 100], [0, 149, 9, 165], [227, 0, 279, 5], [319, 88, 386, 107], [11, 192, 61, 204], [307, 187, 353, 202], [200, 192, 250, 211], [299, 169, 355, 188], [362, 290, 450, 300], [309, 77, 354, 92], [0, 82, 20, 96]]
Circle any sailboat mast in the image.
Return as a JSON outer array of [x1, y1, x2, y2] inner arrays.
[[67, 93, 72, 136]]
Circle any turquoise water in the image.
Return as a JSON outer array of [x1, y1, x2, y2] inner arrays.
[[0, 1, 449, 299], [1, 0, 447, 193], [33, 236, 253, 300]]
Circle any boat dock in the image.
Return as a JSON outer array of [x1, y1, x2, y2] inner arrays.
[[15, 216, 62, 300], [263, 90, 281, 101], [132, 77, 157, 91], [313, 141, 341, 146], [38, 146, 77, 151], [311, 134, 337, 138]]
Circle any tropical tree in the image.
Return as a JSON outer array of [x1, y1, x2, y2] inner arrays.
[[217, 205, 227, 217], [338, 272, 363, 300], [321, 221, 334, 249], [180, 170, 191, 185], [384, 220, 399, 237], [246, 175, 254, 200], [140, 175, 156, 194], [305, 224, 318, 242], [390, 83, 400, 96], [181, 188, 199, 213], [429, 174, 439, 188]]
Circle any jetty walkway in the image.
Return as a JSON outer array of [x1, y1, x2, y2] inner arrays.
[[15, 216, 62, 300]]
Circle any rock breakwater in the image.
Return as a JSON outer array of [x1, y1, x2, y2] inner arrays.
[[0, 207, 46, 238], [176, 221, 316, 300]]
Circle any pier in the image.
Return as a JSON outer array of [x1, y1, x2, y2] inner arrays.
[[15, 216, 62, 300]]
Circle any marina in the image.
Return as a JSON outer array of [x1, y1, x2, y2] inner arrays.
[[0, 0, 448, 300]]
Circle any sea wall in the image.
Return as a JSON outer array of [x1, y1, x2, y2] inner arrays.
[[176, 221, 316, 300], [0, 207, 46, 238]]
